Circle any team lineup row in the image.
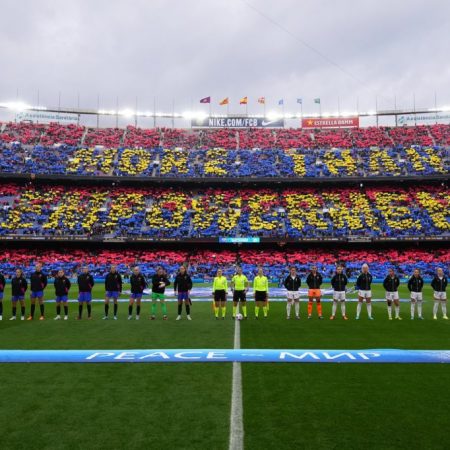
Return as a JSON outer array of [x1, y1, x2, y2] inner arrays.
[[0, 264, 448, 322]]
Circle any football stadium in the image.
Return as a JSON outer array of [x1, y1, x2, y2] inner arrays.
[[0, 1, 449, 449]]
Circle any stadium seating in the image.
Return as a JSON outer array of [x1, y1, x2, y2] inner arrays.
[[2, 121, 450, 150], [0, 183, 448, 239], [0, 142, 447, 178], [0, 248, 447, 281]]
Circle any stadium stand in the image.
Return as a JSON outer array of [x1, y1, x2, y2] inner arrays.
[[1, 121, 450, 149], [0, 248, 448, 281], [0, 183, 448, 239], [0, 143, 447, 178]]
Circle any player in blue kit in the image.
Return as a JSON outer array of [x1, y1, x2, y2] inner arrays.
[[128, 266, 147, 320], [103, 264, 122, 320], [10, 268, 27, 320], [77, 266, 95, 320], [27, 262, 48, 320], [54, 269, 71, 320]]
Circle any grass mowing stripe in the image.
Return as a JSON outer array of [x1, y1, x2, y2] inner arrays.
[[229, 317, 244, 450]]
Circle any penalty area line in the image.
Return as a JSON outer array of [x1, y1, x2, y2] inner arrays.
[[229, 316, 244, 450]]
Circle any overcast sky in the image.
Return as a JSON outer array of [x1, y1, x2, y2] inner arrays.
[[1, 0, 449, 117]]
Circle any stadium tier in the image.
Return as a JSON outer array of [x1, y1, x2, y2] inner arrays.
[[0, 183, 448, 240], [0, 143, 448, 178], [2, 122, 450, 148], [0, 248, 448, 280]]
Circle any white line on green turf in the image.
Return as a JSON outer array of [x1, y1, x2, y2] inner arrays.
[[229, 316, 244, 450]]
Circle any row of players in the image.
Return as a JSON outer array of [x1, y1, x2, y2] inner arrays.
[[0, 263, 448, 321]]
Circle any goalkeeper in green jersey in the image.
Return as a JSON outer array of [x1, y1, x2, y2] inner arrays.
[[151, 267, 170, 320]]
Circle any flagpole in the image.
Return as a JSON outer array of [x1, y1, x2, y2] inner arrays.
[[375, 95, 378, 128], [434, 91, 438, 124], [172, 98, 175, 128]]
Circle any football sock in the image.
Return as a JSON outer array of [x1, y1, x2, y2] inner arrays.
[[263, 306, 268, 317], [87, 304, 91, 317], [387, 305, 392, 318], [161, 303, 167, 315], [356, 302, 362, 317], [317, 302, 322, 316], [341, 302, 346, 316], [12, 306, 16, 317], [417, 301, 422, 317], [78, 304, 83, 318], [30, 303, 35, 318], [221, 306, 226, 317], [255, 306, 260, 317], [40, 304, 44, 315], [105, 303, 109, 316], [215, 306, 219, 318], [294, 302, 300, 317], [286, 302, 291, 317], [242, 305, 247, 317], [433, 301, 439, 316], [21, 306, 25, 317], [0, 302, 2, 315], [307, 301, 313, 316], [233, 306, 237, 317], [136, 305, 141, 316], [395, 305, 400, 318], [332, 301, 337, 316], [151, 302, 157, 315], [442, 303, 447, 316], [410, 302, 415, 318], [113, 303, 118, 316], [56, 305, 61, 315], [63, 306, 68, 316], [128, 305, 133, 316], [367, 303, 372, 317], [185, 304, 190, 315], [178, 303, 182, 315]]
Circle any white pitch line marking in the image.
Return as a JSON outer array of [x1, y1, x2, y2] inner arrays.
[[229, 318, 244, 450]]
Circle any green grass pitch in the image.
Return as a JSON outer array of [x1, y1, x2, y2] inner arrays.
[[0, 283, 449, 450]]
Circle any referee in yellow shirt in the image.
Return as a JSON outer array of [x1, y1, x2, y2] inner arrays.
[[231, 267, 249, 319], [253, 267, 269, 319], [212, 269, 228, 319]]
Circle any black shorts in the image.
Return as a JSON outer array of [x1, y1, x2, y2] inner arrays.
[[233, 290, 247, 302], [254, 291, 267, 302], [214, 290, 226, 302]]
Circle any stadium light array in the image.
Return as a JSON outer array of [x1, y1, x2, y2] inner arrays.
[[0, 101, 47, 112], [2, 98, 450, 121]]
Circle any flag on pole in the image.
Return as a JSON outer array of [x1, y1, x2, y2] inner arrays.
[[240, 96, 248, 105], [278, 99, 284, 105], [314, 98, 321, 104], [297, 98, 303, 104], [258, 97, 265, 104], [219, 97, 229, 106], [200, 96, 211, 104]]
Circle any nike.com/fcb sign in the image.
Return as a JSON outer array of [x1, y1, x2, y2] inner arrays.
[[302, 117, 359, 128], [191, 117, 285, 128]]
